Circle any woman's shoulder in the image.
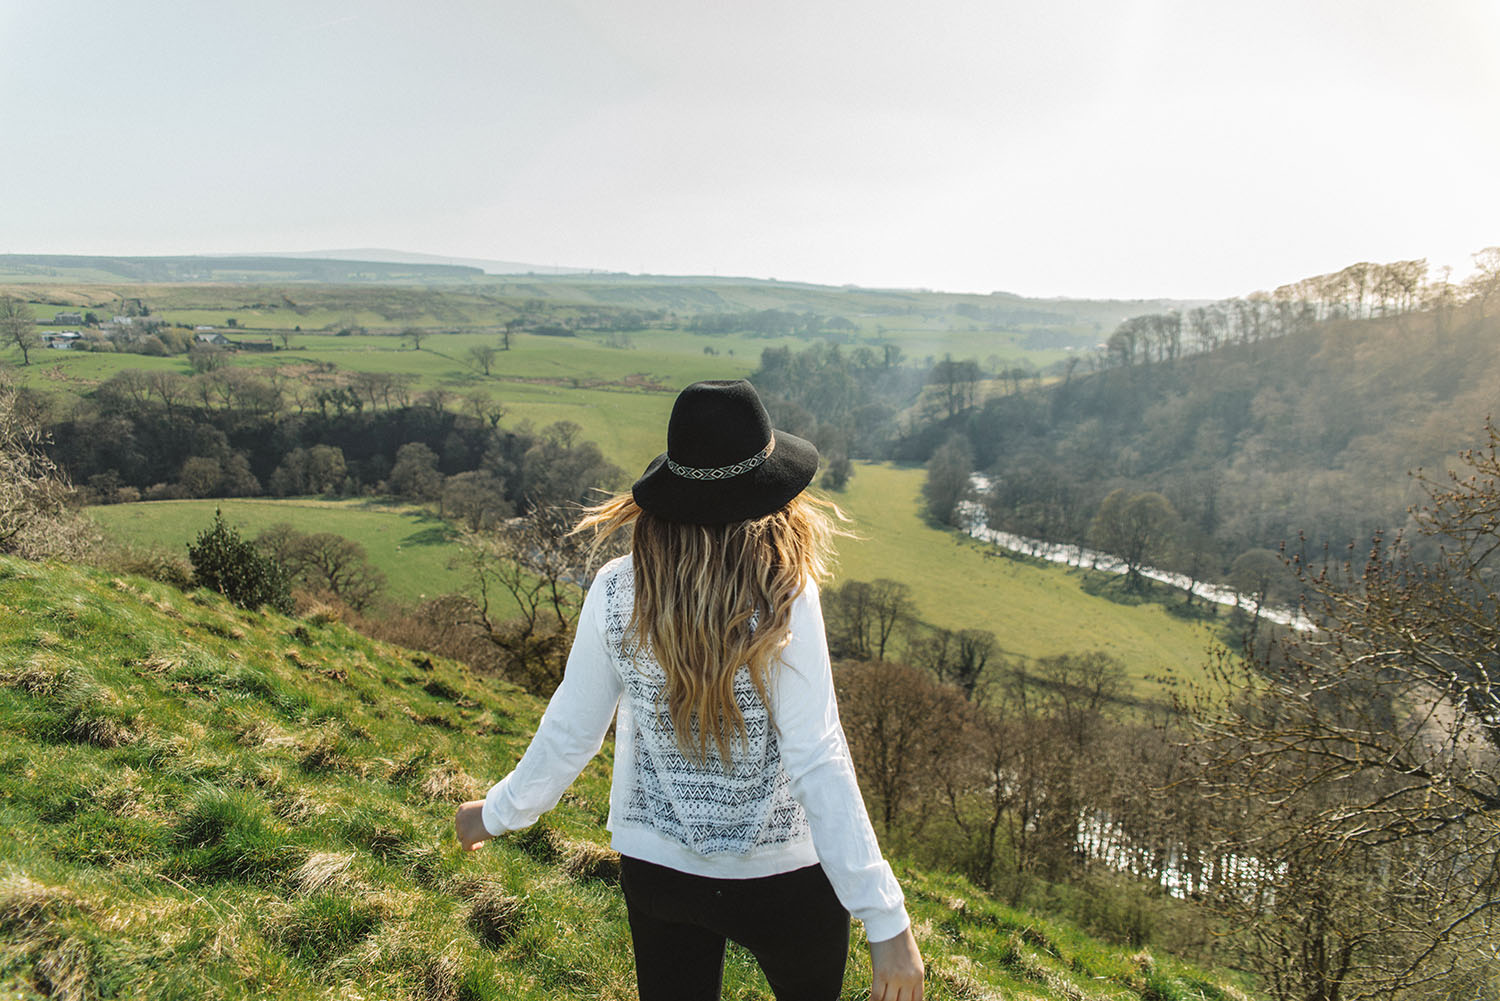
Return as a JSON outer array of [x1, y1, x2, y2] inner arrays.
[[593, 552, 633, 583], [588, 553, 634, 601]]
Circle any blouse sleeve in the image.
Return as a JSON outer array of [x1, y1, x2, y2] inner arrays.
[[481, 577, 623, 837], [768, 579, 912, 943]]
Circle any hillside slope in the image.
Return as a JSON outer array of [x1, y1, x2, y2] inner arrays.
[[967, 307, 1500, 560], [0, 556, 1251, 1000]]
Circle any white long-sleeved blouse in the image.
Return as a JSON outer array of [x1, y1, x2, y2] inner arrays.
[[480, 554, 910, 943]]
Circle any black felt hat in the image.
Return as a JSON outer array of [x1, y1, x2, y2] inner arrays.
[[632, 380, 820, 524]]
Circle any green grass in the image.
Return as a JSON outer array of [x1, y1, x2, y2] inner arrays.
[[88, 499, 469, 607], [828, 463, 1224, 700], [0, 554, 1256, 1000], [85, 467, 1224, 704]]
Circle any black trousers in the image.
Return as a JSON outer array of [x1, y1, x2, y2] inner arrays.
[[619, 855, 851, 1001]]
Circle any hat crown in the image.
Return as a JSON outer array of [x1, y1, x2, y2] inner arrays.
[[666, 380, 773, 469]]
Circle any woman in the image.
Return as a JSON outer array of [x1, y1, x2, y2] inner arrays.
[[455, 379, 924, 1001]]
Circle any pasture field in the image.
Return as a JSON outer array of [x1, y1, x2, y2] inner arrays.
[[88, 499, 470, 608], [830, 463, 1222, 700], [15, 325, 1052, 462], [88, 466, 1222, 703]]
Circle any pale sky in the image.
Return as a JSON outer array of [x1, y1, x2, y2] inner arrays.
[[2, 0, 1497, 299]]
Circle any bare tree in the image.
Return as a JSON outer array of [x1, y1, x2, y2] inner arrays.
[[257, 526, 387, 611], [468, 343, 499, 375], [1189, 422, 1500, 1000], [463, 390, 506, 429], [825, 579, 912, 661], [0, 378, 95, 558], [835, 659, 970, 841], [456, 505, 591, 694], [1465, 246, 1500, 319], [1, 296, 39, 365], [443, 470, 512, 531]]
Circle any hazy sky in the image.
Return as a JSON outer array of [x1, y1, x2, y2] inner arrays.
[[2, 0, 1497, 298]]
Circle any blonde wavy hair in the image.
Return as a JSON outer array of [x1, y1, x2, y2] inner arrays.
[[573, 492, 848, 766]]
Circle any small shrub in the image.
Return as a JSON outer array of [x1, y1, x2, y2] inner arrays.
[[187, 510, 293, 613], [112, 547, 193, 590]]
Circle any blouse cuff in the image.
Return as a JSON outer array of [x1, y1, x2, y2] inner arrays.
[[862, 908, 913, 945], [481, 777, 514, 837]]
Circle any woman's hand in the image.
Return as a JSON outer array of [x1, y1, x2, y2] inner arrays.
[[454, 799, 491, 851], [869, 925, 924, 1001]]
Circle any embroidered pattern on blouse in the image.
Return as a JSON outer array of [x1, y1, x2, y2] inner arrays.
[[602, 561, 810, 856]]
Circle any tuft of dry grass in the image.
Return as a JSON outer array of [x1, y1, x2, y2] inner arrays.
[[293, 851, 357, 895], [303, 600, 344, 626], [0, 656, 73, 698], [235, 717, 298, 752], [0, 873, 80, 935], [86, 767, 163, 820], [34, 935, 97, 1001], [298, 722, 350, 772], [933, 954, 1006, 1001], [416, 952, 463, 1001], [560, 839, 621, 885], [63, 707, 138, 749], [418, 761, 485, 803], [131, 654, 177, 676], [466, 889, 524, 950]]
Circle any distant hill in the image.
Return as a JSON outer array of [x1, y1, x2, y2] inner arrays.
[[964, 303, 1500, 564], [0, 555, 1253, 1000], [0, 253, 485, 284], [254, 248, 594, 276], [0, 253, 1193, 333]]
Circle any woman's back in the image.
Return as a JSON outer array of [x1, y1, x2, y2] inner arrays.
[[599, 554, 812, 860]]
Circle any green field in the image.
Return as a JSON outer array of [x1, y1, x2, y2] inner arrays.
[[5, 274, 1139, 467], [88, 499, 469, 608], [89, 465, 1221, 702], [830, 463, 1222, 700], [0, 554, 1255, 1000]]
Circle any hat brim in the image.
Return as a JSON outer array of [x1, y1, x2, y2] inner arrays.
[[632, 430, 820, 525]]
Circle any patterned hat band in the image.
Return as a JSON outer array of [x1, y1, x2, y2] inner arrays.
[[665, 435, 776, 481]]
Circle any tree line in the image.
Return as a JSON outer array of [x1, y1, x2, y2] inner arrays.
[[35, 363, 619, 517]]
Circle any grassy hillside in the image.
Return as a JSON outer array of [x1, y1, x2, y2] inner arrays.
[[0, 554, 1253, 1000], [965, 307, 1500, 560]]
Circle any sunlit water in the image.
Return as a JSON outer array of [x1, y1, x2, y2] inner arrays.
[[959, 477, 1313, 631]]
